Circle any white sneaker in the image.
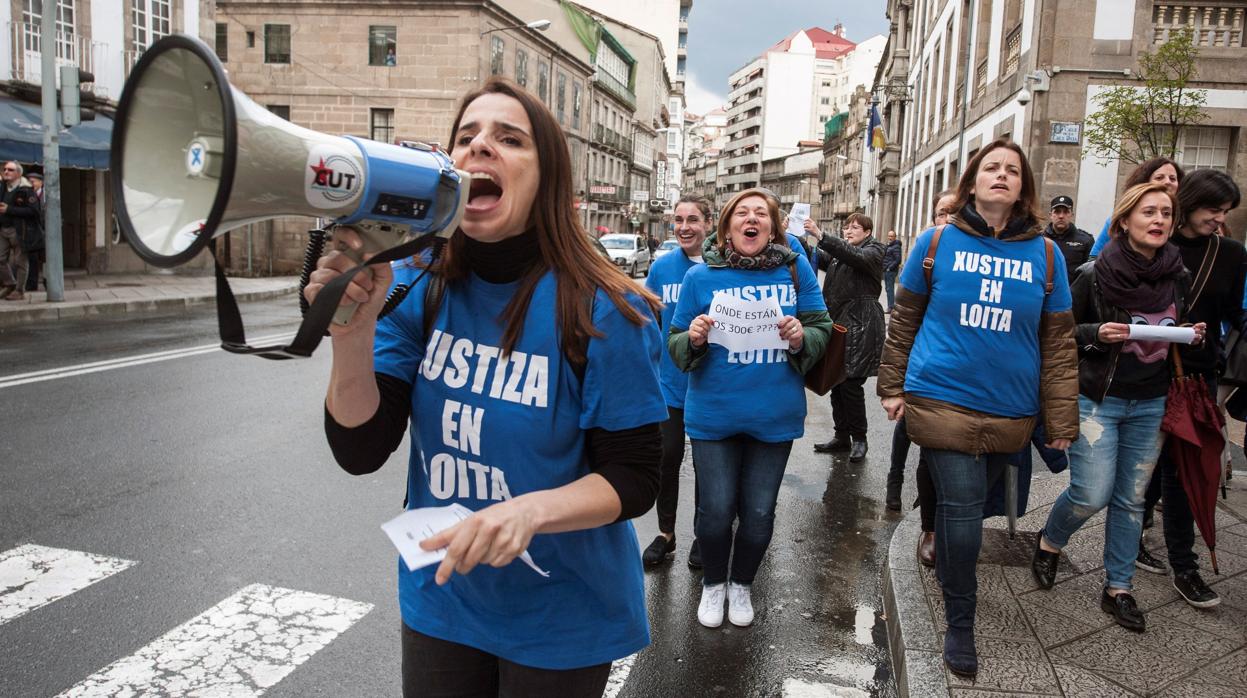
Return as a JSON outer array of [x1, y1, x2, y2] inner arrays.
[[727, 582, 754, 626], [697, 583, 726, 628]]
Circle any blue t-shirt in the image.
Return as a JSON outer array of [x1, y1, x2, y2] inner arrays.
[[645, 249, 702, 409], [1089, 218, 1111, 257], [671, 256, 826, 442], [373, 263, 667, 670], [898, 225, 1072, 418]]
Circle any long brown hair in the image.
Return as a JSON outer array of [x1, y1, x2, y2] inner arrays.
[[715, 188, 784, 254], [1124, 157, 1185, 190], [950, 139, 1041, 225], [434, 78, 660, 364], [1109, 183, 1178, 239]]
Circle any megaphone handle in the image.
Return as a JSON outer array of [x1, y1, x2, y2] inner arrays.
[[330, 224, 394, 326]]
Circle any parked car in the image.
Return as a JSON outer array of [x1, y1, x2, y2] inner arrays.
[[599, 233, 652, 277], [653, 239, 680, 260]]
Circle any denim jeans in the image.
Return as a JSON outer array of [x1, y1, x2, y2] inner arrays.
[[884, 270, 897, 310], [925, 448, 1009, 631], [692, 436, 793, 586], [1042, 395, 1165, 591]]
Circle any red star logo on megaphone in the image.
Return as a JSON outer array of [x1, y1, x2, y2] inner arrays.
[[309, 158, 333, 186]]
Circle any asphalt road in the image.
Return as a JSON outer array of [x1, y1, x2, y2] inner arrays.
[[0, 290, 905, 697]]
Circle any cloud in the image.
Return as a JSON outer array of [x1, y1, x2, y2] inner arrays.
[[683, 71, 728, 116]]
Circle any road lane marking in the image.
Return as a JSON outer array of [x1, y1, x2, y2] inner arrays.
[[604, 653, 636, 698], [60, 583, 372, 697], [0, 544, 135, 625], [0, 333, 296, 389]]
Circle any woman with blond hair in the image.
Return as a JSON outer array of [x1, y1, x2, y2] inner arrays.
[[1033, 182, 1204, 632], [669, 187, 833, 628]]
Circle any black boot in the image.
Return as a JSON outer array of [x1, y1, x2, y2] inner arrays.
[[641, 535, 675, 566], [848, 438, 868, 463], [885, 485, 902, 511], [1031, 530, 1060, 590], [814, 435, 851, 453], [943, 627, 978, 679]]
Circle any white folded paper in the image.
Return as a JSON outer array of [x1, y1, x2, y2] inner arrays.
[[785, 202, 811, 238], [1127, 324, 1196, 344], [706, 291, 789, 353], [381, 503, 550, 577]]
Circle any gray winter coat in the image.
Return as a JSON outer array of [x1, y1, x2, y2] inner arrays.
[[816, 234, 886, 378]]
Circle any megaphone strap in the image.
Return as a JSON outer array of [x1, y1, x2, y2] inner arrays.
[[212, 235, 445, 360]]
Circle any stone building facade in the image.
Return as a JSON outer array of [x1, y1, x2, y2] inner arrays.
[[886, 0, 1247, 255]]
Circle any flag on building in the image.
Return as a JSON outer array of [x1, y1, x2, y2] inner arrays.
[[868, 104, 887, 151]]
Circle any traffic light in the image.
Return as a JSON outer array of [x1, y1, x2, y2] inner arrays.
[[60, 65, 96, 126]]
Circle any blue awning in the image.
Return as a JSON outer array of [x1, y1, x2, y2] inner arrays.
[[0, 96, 113, 170]]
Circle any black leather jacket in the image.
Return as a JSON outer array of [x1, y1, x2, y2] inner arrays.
[[1070, 260, 1190, 401]]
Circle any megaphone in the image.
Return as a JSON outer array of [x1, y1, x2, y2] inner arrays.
[[110, 34, 467, 323]]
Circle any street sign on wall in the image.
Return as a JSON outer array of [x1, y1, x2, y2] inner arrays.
[[590, 185, 617, 195], [631, 190, 648, 201], [1050, 122, 1081, 144]]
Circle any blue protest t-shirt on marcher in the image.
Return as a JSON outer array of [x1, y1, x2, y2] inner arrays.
[[373, 263, 668, 670], [645, 249, 702, 409], [1089, 218, 1111, 257], [898, 224, 1072, 418], [672, 254, 826, 442]]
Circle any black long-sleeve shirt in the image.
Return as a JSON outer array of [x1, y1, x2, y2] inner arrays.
[[1172, 231, 1247, 377]]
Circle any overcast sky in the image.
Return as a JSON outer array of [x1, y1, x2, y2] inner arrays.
[[683, 0, 890, 115]]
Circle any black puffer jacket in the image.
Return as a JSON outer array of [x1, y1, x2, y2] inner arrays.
[[816, 234, 886, 378], [1070, 260, 1190, 400]]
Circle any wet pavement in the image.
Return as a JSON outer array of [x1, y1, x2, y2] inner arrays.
[[625, 387, 904, 697]]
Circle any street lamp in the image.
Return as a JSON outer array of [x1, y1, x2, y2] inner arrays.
[[480, 19, 551, 36]]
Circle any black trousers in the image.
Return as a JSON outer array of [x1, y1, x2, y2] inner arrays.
[[656, 406, 696, 534], [886, 416, 936, 531], [830, 376, 868, 439], [401, 624, 611, 697]]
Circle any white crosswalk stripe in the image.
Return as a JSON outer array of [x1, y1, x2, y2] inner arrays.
[[59, 583, 373, 697], [603, 653, 636, 698], [0, 544, 135, 625]]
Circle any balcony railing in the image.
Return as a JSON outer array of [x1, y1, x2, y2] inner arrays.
[[8, 22, 101, 89], [593, 69, 636, 110], [974, 59, 988, 102], [592, 124, 633, 160], [1003, 25, 1021, 77], [587, 179, 628, 204], [1153, 4, 1246, 46]]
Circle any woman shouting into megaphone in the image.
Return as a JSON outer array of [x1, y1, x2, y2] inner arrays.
[[304, 78, 666, 697]]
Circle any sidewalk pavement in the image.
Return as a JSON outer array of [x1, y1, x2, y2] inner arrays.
[[885, 459, 1247, 697], [0, 272, 300, 327]]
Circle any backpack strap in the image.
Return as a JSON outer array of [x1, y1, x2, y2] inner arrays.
[[923, 224, 946, 291], [1042, 236, 1055, 296]]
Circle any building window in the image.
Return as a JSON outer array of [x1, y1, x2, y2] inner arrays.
[[369, 26, 396, 66], [537, 60, 550, 103], [246, 31, 255, 48], [490, 36, 504, 75], [267, 105, 290, 120], [1002, 24, 1022, 78], [677, 56, 686, 77], [264, 24, 291, 64], [371, 108, 395, 144], [573, 80, 583, 129], [23, 0, 76, 58], [130, 0, 170, 53], [820, 97, 830, 105], [1169, 125, 1233, 171], [515, 49, 528, 87], [598, 44, 629, 87], [556, 72, 567, 124], [215, 22, 228, 61]]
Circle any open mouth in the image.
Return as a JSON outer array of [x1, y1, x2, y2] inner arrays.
[[742, 225, 760, 239], [467, 172, 503, 209], [990, 183, 1010, 191]]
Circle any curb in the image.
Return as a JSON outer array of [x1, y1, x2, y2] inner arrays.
[[0, 285, 299, 328], [883, 506, 949, 697]]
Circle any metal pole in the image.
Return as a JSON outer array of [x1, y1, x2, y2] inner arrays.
[[41, 0, 64, 301]]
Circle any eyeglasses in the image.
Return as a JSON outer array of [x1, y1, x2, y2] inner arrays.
[[2, 168, 17, 173]]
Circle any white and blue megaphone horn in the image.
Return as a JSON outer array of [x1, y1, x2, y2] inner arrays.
[[110, 34, 468, 325]]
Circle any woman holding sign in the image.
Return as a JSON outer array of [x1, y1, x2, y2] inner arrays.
[[307, 78, 666, 696], [669, 188, 833, 628], [877, 139, 1079, 678], [1032, 182, 1204, 632]]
